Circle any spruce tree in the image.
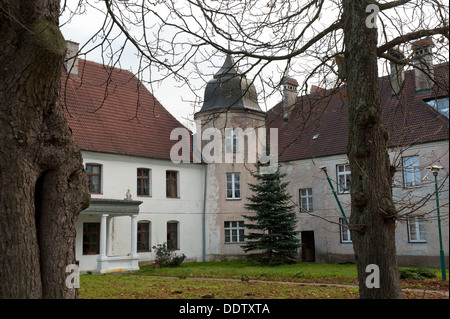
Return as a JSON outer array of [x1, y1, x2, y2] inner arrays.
[[241, 164, 301, 265]]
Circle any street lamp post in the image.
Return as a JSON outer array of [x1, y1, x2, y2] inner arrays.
[[430, 165, 447, 280]]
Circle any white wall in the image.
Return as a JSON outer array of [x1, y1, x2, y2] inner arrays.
[[390, 141, 449, 265], [75, 140, 448, 270], [281, 140, 449, 266], [282, 154, 354, 262], [76, 151, 206, 271]]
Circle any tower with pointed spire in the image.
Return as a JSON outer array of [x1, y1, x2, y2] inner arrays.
[[198, 54, 262, 114], [194, 54, 266, 261]]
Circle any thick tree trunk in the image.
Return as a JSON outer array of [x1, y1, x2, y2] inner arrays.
[[0, 0, 90, 298], [343, 0, 403, 299]]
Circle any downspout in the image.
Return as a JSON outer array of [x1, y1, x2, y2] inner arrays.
[[193, 128, 207, 262], [202, 163, 207, 262]]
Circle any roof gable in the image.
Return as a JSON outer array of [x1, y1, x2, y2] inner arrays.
[[62, 59, 187, 160]]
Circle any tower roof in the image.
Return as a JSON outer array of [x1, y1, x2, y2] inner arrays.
[[214, 54, 240, 79], [197, 54, 262, 114]]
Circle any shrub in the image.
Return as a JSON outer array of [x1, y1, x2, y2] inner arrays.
[[399, 267, 437, 280], [152, 242, 186, 267]]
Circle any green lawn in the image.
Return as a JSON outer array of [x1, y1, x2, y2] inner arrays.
[[78, 260, 448, 299], [134, 259, 360, 285], [79, 274, 360, 299]]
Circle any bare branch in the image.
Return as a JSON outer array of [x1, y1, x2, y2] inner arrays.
[[377, 26, 450, 55], [377, 0, 412, 11]]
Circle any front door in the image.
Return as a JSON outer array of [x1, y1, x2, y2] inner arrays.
[[301, 231, 315, 262]]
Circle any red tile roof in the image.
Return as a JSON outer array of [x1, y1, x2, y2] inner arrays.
[[267, 63, 449, 162], [62, 59, 187, 160]]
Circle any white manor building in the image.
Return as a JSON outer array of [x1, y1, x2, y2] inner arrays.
[[62, 40, 449, 273]]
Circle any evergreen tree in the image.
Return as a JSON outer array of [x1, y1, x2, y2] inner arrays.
[[241, 164, 301, 265]]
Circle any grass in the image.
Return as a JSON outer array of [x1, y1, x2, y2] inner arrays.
[[134, 259, 360, 285], [79, 275, 360, 299], [78, 260, 449, 299]]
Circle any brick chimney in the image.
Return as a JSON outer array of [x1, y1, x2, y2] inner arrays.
[[282, 76, 298, 120], [388, 48, 405, 96], [64, 40, 79, 77], [411, 38, 434, 92]]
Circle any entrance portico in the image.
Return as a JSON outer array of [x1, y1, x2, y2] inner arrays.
[[79, 198, 143, 273]]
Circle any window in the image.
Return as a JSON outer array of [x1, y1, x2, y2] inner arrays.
[[299, 188, 313, 212], [426, 97, 449, 118], [86, 163, 101, 194], [167, 222, 179, 250], [137, 168, 150, 196], [337, 164, 351, 193], [226, 173, 241, 199], [407, 217, 426, 243], [224, 221, 245, 243], [166, 171, 179, 198], [339, 218, 352, 243], [83, 223, 100, 254], [225, 129, 239, 153], [402, 156, 421, 188], [137, 222, 150, 252]]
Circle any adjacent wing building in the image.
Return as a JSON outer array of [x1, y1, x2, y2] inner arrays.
[[62, 40, 448, 272]]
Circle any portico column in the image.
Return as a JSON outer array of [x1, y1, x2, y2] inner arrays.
[[106, 216, 112, 256], [100, 214, 108, 258], [131, 215, 138, 257]]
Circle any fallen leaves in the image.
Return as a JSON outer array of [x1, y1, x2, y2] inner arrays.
[[79, 275, 362, 299], [78, 264, 448, 300]]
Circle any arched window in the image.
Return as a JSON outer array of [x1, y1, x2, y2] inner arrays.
[[137, 221, 151, 252], [167, 221, 179, 250]]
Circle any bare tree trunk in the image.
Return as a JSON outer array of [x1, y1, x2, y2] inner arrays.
[[0, 0, 90, 298], [343, 0, 403, 299]]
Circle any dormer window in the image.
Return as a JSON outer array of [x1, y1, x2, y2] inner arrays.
[[425, 96, 449, 118]]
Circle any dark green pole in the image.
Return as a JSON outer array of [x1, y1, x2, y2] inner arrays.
[[433, 172, 447, 280], [321, 167, 349, 226]]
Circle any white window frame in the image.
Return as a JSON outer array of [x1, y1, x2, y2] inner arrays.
[[226, 173, 241, 199], [407, 217, 427, 243], [337, 164, 351, 194], [225, 129, 239, 153], [137, 168, 152, 197], [339, 218, 352, 243], [402, 156, 421, 188], [85, 163, 102, 194], [224, 221, 245, 243], [299, 188, 313, 212]]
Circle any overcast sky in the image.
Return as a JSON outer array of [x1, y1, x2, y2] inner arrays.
[[59, 1, 285, 127], [60, 10, 197, 126], [59, 0, 448, 127]]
